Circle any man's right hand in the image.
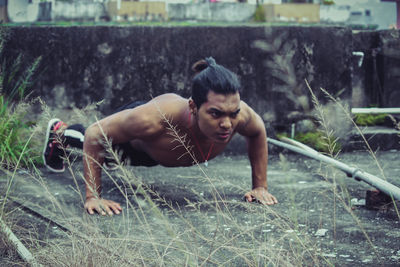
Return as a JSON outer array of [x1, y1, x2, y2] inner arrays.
[[84, 197, 122, 216]]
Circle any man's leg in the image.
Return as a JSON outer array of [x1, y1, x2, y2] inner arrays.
[[43, 100, 148, 172], [43, 119, 85, 172]]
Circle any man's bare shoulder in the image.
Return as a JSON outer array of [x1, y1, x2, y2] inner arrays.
[[147, 93, 188, 121], [122, 94, 187, 119], [237, 101, 254, 125], [120, 94, 187, 135], [237, 100, 264, 136]]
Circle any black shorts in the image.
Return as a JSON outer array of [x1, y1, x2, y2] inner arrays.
[[107, 100, 159, 167]]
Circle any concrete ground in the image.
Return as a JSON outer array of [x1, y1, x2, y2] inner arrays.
[[1, 150, 399, 266]]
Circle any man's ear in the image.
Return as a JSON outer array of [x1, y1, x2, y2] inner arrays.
[[188, 99, 197, 115]]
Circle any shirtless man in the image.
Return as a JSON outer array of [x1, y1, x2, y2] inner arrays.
[[43, 57, 278, 216]]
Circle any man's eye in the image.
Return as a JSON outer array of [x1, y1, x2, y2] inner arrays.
[[230, 111, 240, 118], [211, 111, 221, 118]]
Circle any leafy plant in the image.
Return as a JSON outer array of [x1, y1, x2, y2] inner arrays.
[[0, 29, 42, 169], [354, 113, 387, 126], [322, 0, 335, 5], [277, 131, 341, 154], [295, 131, 341, 154], [253, 5, 266, 23]]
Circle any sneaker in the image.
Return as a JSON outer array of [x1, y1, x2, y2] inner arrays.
[[43, 118, 67, 173], [103, 156, 119, 171]]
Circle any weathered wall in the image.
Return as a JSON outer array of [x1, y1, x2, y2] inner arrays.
[[0, 0, 8, 23], [51, 1, 107, 22], [379, 30, 400, 108], [3, 26, 353, 135], [7, 0, 107, 23], [353, 30, 400, 108], [263, 4, 320, 23], [167, 3, 255, 22], [107, 1, 167, 21]]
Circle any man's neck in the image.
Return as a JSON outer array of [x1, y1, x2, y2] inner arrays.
[[187, 110, 213, 145]]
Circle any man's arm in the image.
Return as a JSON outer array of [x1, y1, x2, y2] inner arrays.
[[83, 122, 122, 215], [237, 102, 278, 205], [82, 104, 164, 215]]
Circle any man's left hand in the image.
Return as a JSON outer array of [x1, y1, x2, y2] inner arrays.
[[244, 187, 278, 205]]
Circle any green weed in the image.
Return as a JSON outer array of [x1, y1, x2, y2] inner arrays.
[[277, 131, 341, 154], [354, 113, 387, 126], [0, 28, 42, 169], [295, 131, 341, 154], [253, 5, 266, 23]]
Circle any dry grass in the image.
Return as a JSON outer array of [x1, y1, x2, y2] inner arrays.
[[1, 85, 400, 266], [1, 30, 399, 267]]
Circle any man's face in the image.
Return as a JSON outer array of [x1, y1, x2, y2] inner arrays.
[[195, 91, 241, 143]]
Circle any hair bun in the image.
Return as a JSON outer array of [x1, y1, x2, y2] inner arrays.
[[192, 57, 218, 75], [205, 57, 217, 67], [191, 59, 208, 74]]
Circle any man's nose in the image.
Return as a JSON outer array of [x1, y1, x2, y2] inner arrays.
[[219, 117, 232, 129]]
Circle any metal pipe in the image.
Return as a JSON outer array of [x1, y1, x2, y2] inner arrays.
[[0, 217, 42, 267], [268, 138, 400, 201], [351, 107, 400, 114]]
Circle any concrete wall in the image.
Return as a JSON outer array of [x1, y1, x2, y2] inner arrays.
[[320, 1, 397, 30], [263, 4, 320, 23], [379, 30, 400, 107], [3, 26, 353, 135], [7, 0, 41, 23], [0, 0, 8, 23], [7, 0, 107, 23], [353, 30, 400, 108], [51, 1, 107, 22], [107, 1, 167, 21], [167, 3, 255, 22]]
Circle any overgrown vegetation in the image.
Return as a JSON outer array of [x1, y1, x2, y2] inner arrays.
[[296, 131, 341, 154], [0, 29, 42, 169], [253, 5, 266, 23], [277, 131, 341, 154], [354, 113, 387, 126]]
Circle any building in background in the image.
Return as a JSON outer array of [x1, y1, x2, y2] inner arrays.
[[0, 0, 8, 23], [3, 0, 398, 29], [381, 0, 400, 28]]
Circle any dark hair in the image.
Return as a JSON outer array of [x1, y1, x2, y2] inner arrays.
[[191, 57, 240, 108]]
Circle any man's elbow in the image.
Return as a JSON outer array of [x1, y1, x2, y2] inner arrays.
[[84, 124, 103, 149]]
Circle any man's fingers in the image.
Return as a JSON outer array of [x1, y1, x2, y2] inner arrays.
[[92, 203, 106, 216], [244, 193, 253, 202], [103, 201, 122, 215], [87, 207, 95, 215], [104, 206, 114, 216], [110, 203, 122, 214], [265, 195, 278, 205], [245, 190, 278, 206], [85, 199, 123, 216], [97, 207, 106, 216]]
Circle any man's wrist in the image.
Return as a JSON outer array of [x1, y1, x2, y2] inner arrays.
[[85, 195, 100, 201], [253, 185, 268, 190]]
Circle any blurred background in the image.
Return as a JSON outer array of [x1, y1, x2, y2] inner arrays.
[[1, 0, 398, 30]]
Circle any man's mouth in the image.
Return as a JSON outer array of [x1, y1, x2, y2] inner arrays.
[[217, 132, 231, 140]]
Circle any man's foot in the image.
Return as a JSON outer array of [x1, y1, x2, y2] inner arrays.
[[43, 118, 67, 173]]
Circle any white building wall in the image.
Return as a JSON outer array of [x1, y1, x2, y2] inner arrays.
[[320, 0, 396, 29]]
